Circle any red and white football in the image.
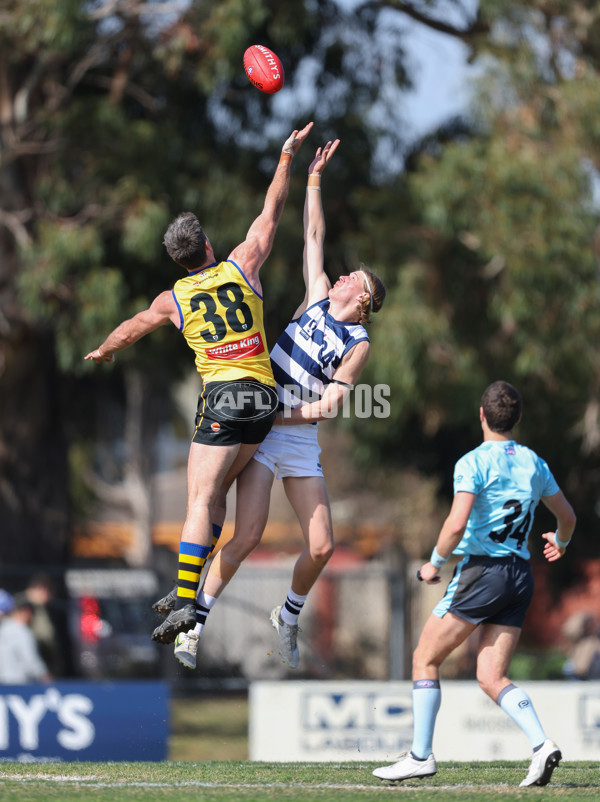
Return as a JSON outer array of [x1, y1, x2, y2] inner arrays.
[[243, 45, 285, 94]]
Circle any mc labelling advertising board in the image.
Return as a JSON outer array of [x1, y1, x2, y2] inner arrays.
[[250, 680, 600, 762], [0, 681, 168, 762]]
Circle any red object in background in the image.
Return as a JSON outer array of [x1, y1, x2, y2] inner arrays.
[[79, 596, 103, 643]]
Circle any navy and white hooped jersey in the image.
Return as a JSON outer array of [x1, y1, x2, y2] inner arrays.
[[452, 440, 560, 560], [270, 299, 369, 408]]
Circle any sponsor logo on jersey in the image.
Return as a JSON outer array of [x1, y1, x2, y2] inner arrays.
[[505, 444, 516, 455], [191, 269, 219, 286], [299, 317, 318, 340], [211, 422, 221, 432], [205, 333, 265, 360]]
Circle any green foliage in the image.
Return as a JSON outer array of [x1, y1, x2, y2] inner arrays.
[[7, 0, 411, 372], [4, 0, 600, 569], [122, 200, 170, 264], [2, 0, 88, 53], [509, 650, 568, 681], [341, 1, 600, 551], [18, 222, 126, 370]]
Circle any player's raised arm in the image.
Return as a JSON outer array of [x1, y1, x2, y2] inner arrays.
[[84, 290, 178, 363], [229, 122, 313, 282], [293, 139, 340, 317], [280, 338, 370, 424]]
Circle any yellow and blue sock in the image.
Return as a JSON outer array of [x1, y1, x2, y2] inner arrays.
[[210, 523, 222, 555], [174, 541, 211, 611]]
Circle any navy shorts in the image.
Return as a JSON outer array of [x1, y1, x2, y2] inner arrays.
[[192, 380, 278, 446], [433, 554, 533, 628]]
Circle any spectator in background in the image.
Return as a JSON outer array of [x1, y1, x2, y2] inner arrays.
[[21, 574, 63, 677], [562, 611, 600, 680], [0, 597, 52, 684], [0, 589, 14, 619]]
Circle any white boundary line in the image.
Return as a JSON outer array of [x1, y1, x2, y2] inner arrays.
[[0, 775, 527, 791]]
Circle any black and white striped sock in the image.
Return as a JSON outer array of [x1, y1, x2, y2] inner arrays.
[[280, 589, 307, 626], [192, 591, 218, 636]]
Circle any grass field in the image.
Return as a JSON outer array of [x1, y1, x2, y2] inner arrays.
[[0, 760, 598, 801], [169, 695, 248, 761]]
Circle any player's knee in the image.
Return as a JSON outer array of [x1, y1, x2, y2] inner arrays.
[[310, 540, 334, 566], [186, 494, 214, 517], [244, 529, 264, 554], [230, 528, 263, 559]]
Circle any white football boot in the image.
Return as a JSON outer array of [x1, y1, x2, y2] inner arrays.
[[174, 630, 199, 670], [373, 752, 437, 782], [519, 739, 561, 787], [270, 605, 299, 669]]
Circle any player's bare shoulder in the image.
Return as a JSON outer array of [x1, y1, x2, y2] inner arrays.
[[150, 289, 180, 327]]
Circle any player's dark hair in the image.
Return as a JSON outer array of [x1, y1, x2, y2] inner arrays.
[[481, 381, 522, 433], [163, 212, 208, 269], [358, 264, 386, 325]]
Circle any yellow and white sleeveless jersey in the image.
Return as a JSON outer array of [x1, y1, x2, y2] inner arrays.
[[172, 259, 275, 386]]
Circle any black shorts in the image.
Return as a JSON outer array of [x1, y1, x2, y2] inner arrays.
[[192, 380, 279, 446], [433, 554, 534, 628]]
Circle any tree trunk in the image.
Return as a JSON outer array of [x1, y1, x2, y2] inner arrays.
[[0, 326, 70, 567], [121, 367, 155, 567]]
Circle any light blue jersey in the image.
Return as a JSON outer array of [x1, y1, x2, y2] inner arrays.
[[453, 440, 559, 560]]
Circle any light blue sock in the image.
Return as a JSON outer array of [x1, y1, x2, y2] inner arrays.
[[411, 679, 441, 759], [497, 683, 546, 749]]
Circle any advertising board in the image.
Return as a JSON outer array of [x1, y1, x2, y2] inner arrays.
[[0, 681, 168, 762], [250, 680, 600, 762]]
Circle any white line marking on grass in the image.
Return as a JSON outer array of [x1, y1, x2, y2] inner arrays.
[[0, 775, 521, 792]]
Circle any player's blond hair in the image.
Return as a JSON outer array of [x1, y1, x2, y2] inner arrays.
[[357, 264, 386, 325]]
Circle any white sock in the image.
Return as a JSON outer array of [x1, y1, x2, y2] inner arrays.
[[192, 591, 218, 636], [280, 589, 307, 626]]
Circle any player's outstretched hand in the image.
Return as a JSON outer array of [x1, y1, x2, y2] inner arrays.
[[541, 531, 566, 563], [308, 139, 340, 176], [281, 122, 314, 155], [84, 347, 114, 364]]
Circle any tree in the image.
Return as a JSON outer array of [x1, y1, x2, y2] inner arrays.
[[0, 0, 412, 567], [348, 1, 600, 562]]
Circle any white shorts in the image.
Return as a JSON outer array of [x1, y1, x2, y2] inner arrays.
[[252, 423, 323, 479]]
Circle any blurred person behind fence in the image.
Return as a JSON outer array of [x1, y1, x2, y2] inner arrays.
[[0, 596, 52, 684], [22, 574, 63, 676], [0, 589, 13, 619], [562, 611, 600, 680]]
